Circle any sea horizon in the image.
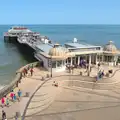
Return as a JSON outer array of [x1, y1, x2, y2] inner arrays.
[[1, 24, 120, 25]]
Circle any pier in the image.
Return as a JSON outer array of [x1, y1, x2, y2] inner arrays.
[[4, 26, 52, 60]]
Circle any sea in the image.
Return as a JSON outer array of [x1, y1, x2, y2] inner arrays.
[[0, 24, 120, 87]]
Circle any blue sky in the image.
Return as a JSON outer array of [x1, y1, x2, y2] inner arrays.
[[0, 0, 120, 24]]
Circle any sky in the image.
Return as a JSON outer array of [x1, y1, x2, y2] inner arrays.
[[0, 0, 120, 24]]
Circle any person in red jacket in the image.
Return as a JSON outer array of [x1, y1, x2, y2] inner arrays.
[[1, 97, 5, 108]]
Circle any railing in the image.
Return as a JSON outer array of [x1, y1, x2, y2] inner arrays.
[[0, 61, 40, 100]]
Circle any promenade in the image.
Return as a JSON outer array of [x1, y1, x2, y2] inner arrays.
[[0, 67, 49, 120], [0, 65, 120, 120], [24, 65, 120, 120]]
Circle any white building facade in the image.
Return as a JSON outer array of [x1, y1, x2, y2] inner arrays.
[[34, 38, 120, 73]]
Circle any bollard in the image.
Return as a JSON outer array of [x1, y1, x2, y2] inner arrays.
[[46, 74, 49, 78], [41, 77, 45, 81], [25, 92, 30, 97], [80, 71, 83, 76], [15, 111, 21, 119], [106, 72, 109, 77]]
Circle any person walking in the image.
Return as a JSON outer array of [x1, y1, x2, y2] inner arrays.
[[17, 89, 22, 101], [1, 97, 5, 108], [31, 64, 33, 69], [2, 110, 6, 120], [23, 68, 26, 77], [10, 90, 14, 101], [13, 94, 17, 101], [25, 68, 28, 75], [98, 62, 101, 70], [30, 68, 33, 76], [6, 98, 9, 107], [27, 65, 30, 71]]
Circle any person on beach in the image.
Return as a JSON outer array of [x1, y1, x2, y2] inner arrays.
[[2, 110, 6, 120], [1, 97, 5, 108], [17, 89, 22, 101], [30, 68, 33, 76], [101, 70, 104, 78]]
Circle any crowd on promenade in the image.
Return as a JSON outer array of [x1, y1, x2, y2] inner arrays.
[[22, 64, 34, 77], [1, 89, 22, 120], [0, 64, 34, 120]]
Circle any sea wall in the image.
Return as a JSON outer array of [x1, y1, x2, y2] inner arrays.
[[0, 61, 40, 99]]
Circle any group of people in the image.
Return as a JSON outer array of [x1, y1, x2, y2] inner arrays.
[[1, 89, 22, 120], [1, 89, 22, 108], [22, 64, 34, 77]]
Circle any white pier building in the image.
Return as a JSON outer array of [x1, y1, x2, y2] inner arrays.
[[34, 38, 120, 73]]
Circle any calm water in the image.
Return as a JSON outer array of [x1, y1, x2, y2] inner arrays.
[[0, 25, 120, 86]]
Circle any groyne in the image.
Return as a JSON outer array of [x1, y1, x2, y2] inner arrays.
[[0, 61, 40, 99]]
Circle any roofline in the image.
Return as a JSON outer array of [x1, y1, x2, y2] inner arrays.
[[66, 46, 102, 50], [64, 43, 102, 49]]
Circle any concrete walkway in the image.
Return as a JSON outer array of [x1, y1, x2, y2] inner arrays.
[[0, 65, 119, 120], [0, 67, 49, 120], [23, 66, 120, 120]]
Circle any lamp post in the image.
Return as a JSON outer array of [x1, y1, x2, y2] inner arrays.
[[50, 55, 52, 77]]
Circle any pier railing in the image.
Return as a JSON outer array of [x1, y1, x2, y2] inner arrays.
[[0, 61, 40, 99]]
